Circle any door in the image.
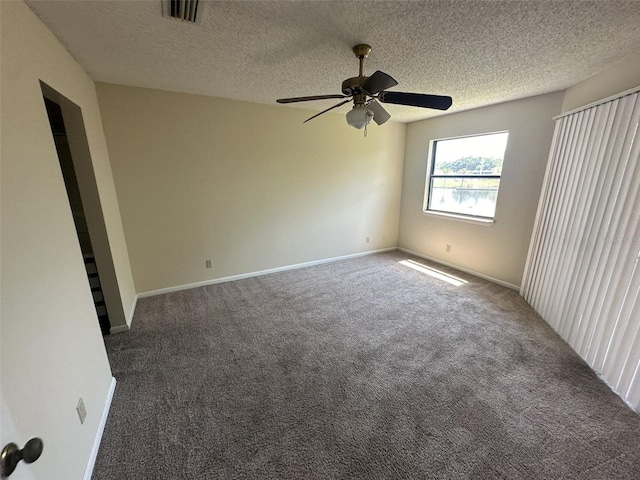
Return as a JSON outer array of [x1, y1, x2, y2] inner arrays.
[[0, 396, 37, 480], [0, 86, 115, 479], [1, 3, 120, 477]]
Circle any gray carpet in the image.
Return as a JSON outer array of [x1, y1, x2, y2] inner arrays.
[[93, 251, 640, 479]]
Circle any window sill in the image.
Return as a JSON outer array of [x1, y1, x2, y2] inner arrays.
[[422, 210, 495, 226]]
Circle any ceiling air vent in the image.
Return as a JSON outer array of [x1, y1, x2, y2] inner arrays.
[[163, 0, 201, 23]]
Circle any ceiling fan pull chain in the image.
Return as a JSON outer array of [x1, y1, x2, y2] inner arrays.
[[364, 123, 368, 137]]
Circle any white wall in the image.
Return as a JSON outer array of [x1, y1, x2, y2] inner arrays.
[[96, 83, 406, 294], [561, 53, 640, 113], [0, 1, 135, 478], [398, 92, 564, 288]]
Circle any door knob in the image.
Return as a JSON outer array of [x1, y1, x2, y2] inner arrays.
[[1, 438, 43, 477]]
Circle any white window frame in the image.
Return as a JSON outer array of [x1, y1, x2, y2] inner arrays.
[[423, 131, 509, 224]]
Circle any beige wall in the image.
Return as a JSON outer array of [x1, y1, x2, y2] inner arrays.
[[96, 84, 406, 293], [398, 92, 564, 288], [561, 53, 640, 113], [0, 1, 135, 478]]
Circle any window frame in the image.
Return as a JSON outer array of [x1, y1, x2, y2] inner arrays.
[[423, 131, 508, 223]]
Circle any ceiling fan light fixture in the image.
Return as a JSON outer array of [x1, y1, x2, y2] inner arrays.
[[346, 105, 374, 129]]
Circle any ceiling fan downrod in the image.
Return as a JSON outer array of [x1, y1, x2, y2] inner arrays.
[[342, 44, 372, 101], [353, 44, 372, 77]]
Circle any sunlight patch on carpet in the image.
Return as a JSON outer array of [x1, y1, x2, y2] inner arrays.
[[399, 259, 468, 287]]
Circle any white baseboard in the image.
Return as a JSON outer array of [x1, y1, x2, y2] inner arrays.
[[83, 377, 116, 480], [127, 294, 138, 327], [109, 324, 129, 334], [109, 295, 137, 334], [397, 247, 521, 291], [138, 248, 397, 298]]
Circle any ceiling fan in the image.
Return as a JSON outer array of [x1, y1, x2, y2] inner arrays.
[[276, 44, 452, 132]]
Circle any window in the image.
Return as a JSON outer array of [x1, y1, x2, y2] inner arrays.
[[424, 131, 509, 220]]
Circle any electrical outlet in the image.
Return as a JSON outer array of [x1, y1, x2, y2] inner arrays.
[[77, 398, 87, 425], [366, 237, 370, 243], [446, 244, 452, 253], [205, 259, 212, 268]]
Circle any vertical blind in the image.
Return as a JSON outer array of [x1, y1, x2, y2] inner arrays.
[[522, 89, 640, 411]]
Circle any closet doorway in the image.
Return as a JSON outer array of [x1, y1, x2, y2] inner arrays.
[[40, 82, 126, 336], [43, 97, 110, 334]]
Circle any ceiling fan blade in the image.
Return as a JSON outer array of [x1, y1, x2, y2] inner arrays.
[[378, 91, 452, 110], [362, 70, 398, 95], [303, 98, 352, 123], [366, 99, 391, 125], [277, 94, 348, 104]]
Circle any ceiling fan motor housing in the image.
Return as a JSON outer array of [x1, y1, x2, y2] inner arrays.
[[341, 76, 363, 95]]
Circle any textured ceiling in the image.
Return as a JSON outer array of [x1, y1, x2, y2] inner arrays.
[[25, 0, 640, 123]]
